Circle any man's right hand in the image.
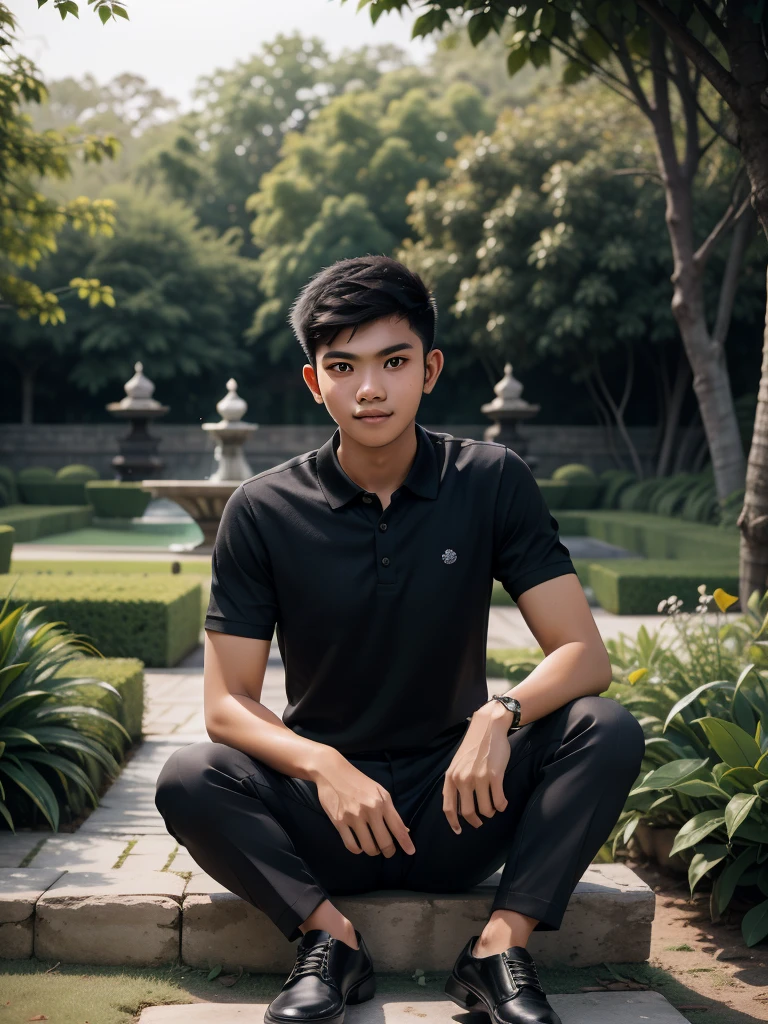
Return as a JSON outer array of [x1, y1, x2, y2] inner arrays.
[[314, 752, 416, 858]]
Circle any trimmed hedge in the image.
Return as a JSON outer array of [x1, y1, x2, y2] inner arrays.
[[0, 573, 201, 667], [0, 504, 93, 541], [0, 525, 13, 573], [553, 510, 739, 561], [53, 656, 145, 742], [588, 559, 739, 615], [19, 480, 90, 505], [0, 466, 19, 505], [56, 464, 100, 482], [85, 480, 152, 518]]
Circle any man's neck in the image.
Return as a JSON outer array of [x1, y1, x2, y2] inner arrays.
[[336, 421, 418, 507]]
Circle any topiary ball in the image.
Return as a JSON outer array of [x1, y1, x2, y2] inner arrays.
[[552, 463, 596, 483], [17, 466, 56, 483], [56, 464, 100, 482]]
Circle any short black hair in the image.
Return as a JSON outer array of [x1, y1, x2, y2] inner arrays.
[[288, 254, 437, 369]]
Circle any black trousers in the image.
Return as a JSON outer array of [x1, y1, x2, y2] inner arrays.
[[155, 695, 645, 944]]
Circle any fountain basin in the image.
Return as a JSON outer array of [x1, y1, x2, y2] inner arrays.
[[140, 480, 240, 551]]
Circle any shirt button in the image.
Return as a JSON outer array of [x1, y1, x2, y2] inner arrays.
[[379, 523, 388, 531], [381, 557, 390, 566], [362, 495, 372, 504]]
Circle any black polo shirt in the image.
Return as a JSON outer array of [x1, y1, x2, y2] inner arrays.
[[204, 423, 576, 755]]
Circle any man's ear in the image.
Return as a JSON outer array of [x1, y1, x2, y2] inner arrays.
[[302, 363, 324, 404]]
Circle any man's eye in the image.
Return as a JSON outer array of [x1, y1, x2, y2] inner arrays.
[[387, 357, 405, 367], [330, 363, 351, 372]]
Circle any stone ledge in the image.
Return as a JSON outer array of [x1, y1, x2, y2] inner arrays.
[[0, 862, 653, 971], [0, 869, 66, 959], [182, 863, 653, 972]]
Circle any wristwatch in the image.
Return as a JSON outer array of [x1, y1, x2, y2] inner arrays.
[[488, 694, 523, 730]]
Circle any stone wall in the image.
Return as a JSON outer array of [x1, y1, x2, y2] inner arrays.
[[0, 422, 696, 479]]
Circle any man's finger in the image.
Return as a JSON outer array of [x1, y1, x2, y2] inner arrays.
[[458, 784, 483, 828], [491, 774, 508, 813], [442, 780, 461, 833]]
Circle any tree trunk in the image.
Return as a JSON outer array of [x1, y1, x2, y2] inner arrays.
[[734, 106, 768, 609], [20, 367, 35, 425], [646, 32, 746, 502], [728, 8, 768, 609], [655, 346, 691, 477]]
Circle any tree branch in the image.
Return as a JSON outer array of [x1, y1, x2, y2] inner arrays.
[[694, 173, 752, 270], [634, 0, 742, 111], [711, 199, 756, 350]]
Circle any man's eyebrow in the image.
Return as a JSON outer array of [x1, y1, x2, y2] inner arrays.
[[321, 342, 415, 361]]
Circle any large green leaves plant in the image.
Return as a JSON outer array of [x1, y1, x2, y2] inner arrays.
[[606, 584, 768, 946], [0, 586, 131, 832]]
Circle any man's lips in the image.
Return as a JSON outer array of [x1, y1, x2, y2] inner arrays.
[[354, 412, 392, 418]]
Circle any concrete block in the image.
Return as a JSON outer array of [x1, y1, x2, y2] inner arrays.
[[135, 992, 688, 1023], [0, 868, 66, 959], [35, 870, 185, 966], [181, 864, 653, 972], [26, 835, 129, 871], [0, 832, 45, 869]]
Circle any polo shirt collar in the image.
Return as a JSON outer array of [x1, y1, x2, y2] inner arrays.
[[316, 422, 439, 510]]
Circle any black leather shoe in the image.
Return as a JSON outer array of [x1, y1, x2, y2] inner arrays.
[[265, 928, 375, 1024], [445, 936, 561, 1024]]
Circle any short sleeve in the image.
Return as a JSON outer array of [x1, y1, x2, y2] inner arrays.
[[492, 448, 577, 603], [204, 485, 278, 641]]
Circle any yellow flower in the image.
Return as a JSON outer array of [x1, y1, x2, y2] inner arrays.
[[713, 588, 738, 613], [628, 668, 648, 685]]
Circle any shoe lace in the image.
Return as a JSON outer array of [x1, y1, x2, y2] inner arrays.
[[501, 952, 543, 994], [288, 938, 333, 982]]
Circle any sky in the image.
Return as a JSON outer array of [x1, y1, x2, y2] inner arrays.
[[15, 0, 436, 109]]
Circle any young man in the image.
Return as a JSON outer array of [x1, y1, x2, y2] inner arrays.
[[155, 255, 645, 1024]]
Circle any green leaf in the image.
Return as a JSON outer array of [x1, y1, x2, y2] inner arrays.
[[112, 3, 128, 17], [675, 779, 728, 799], [670, 810, 726, 856], [742, 898, 768, 946], [0, 759, 59, 830], [725, 792, 758, 839], [664, 681, 735, 732], [713, 847, 759, 914], [631, 758, 708, 793], [98, 3, 111, 23], [506, 46, 529, 76], [688, 844, 728, 893], [691, 717, 762, 768], [722, 766, 766, 789]]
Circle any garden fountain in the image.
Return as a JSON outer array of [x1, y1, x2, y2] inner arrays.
[[481, 362, 540, 472], [106, 361, 169, 481], [140, 378, 259, 552]]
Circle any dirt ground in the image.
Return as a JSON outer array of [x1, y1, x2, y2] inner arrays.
[[623, 854, 768, 1022]]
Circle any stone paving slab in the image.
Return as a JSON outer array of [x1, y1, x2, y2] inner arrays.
[[26, 834, 128, 871], [180, 863, 653, 972], [0, 832, 44, 869], [0, 868, 66, 958], [136, 991, 687, 1023], [35, 870, 186, 966]]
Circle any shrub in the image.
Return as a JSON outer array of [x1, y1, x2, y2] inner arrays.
[[552, 463, 596, 482], [0, 573, 201, 667], [606, 585, 768, 946], [86, 480, 152, 518], [17, 467, 56, 483], [0, 481, 9, 508], [599, 470, 637, 509], [0, 505, 92, 541], [0, 525, 13, 573], [0, 467, 18, 505], [56, 464, 100, 482], [0, 588, 131, 832]]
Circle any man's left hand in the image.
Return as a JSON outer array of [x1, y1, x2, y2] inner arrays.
[[442, 701, 512, 833]]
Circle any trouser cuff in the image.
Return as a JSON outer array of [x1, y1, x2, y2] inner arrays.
[[490, 888, 565, 931], [276, 885, 330, 942]]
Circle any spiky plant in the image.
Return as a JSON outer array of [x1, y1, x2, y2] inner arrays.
[[0, 581, 131, 832]]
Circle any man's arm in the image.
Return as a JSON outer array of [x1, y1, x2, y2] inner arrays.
[[203, 629, 341, 782], [478, 573, 613, 732]]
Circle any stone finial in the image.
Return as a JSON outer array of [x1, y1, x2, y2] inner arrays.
[[109, 361, 166, 411], [481, 363, 538, 415], [215, 378, 247, 424]]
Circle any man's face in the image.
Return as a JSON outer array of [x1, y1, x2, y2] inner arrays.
[[303, 314, 443, 447]]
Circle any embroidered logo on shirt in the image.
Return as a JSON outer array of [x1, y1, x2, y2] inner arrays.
[[442, 548, 457, 564]]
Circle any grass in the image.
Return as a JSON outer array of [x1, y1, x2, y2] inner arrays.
[[20, 525, 204, 548], [0, 959, 756, 1024]]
